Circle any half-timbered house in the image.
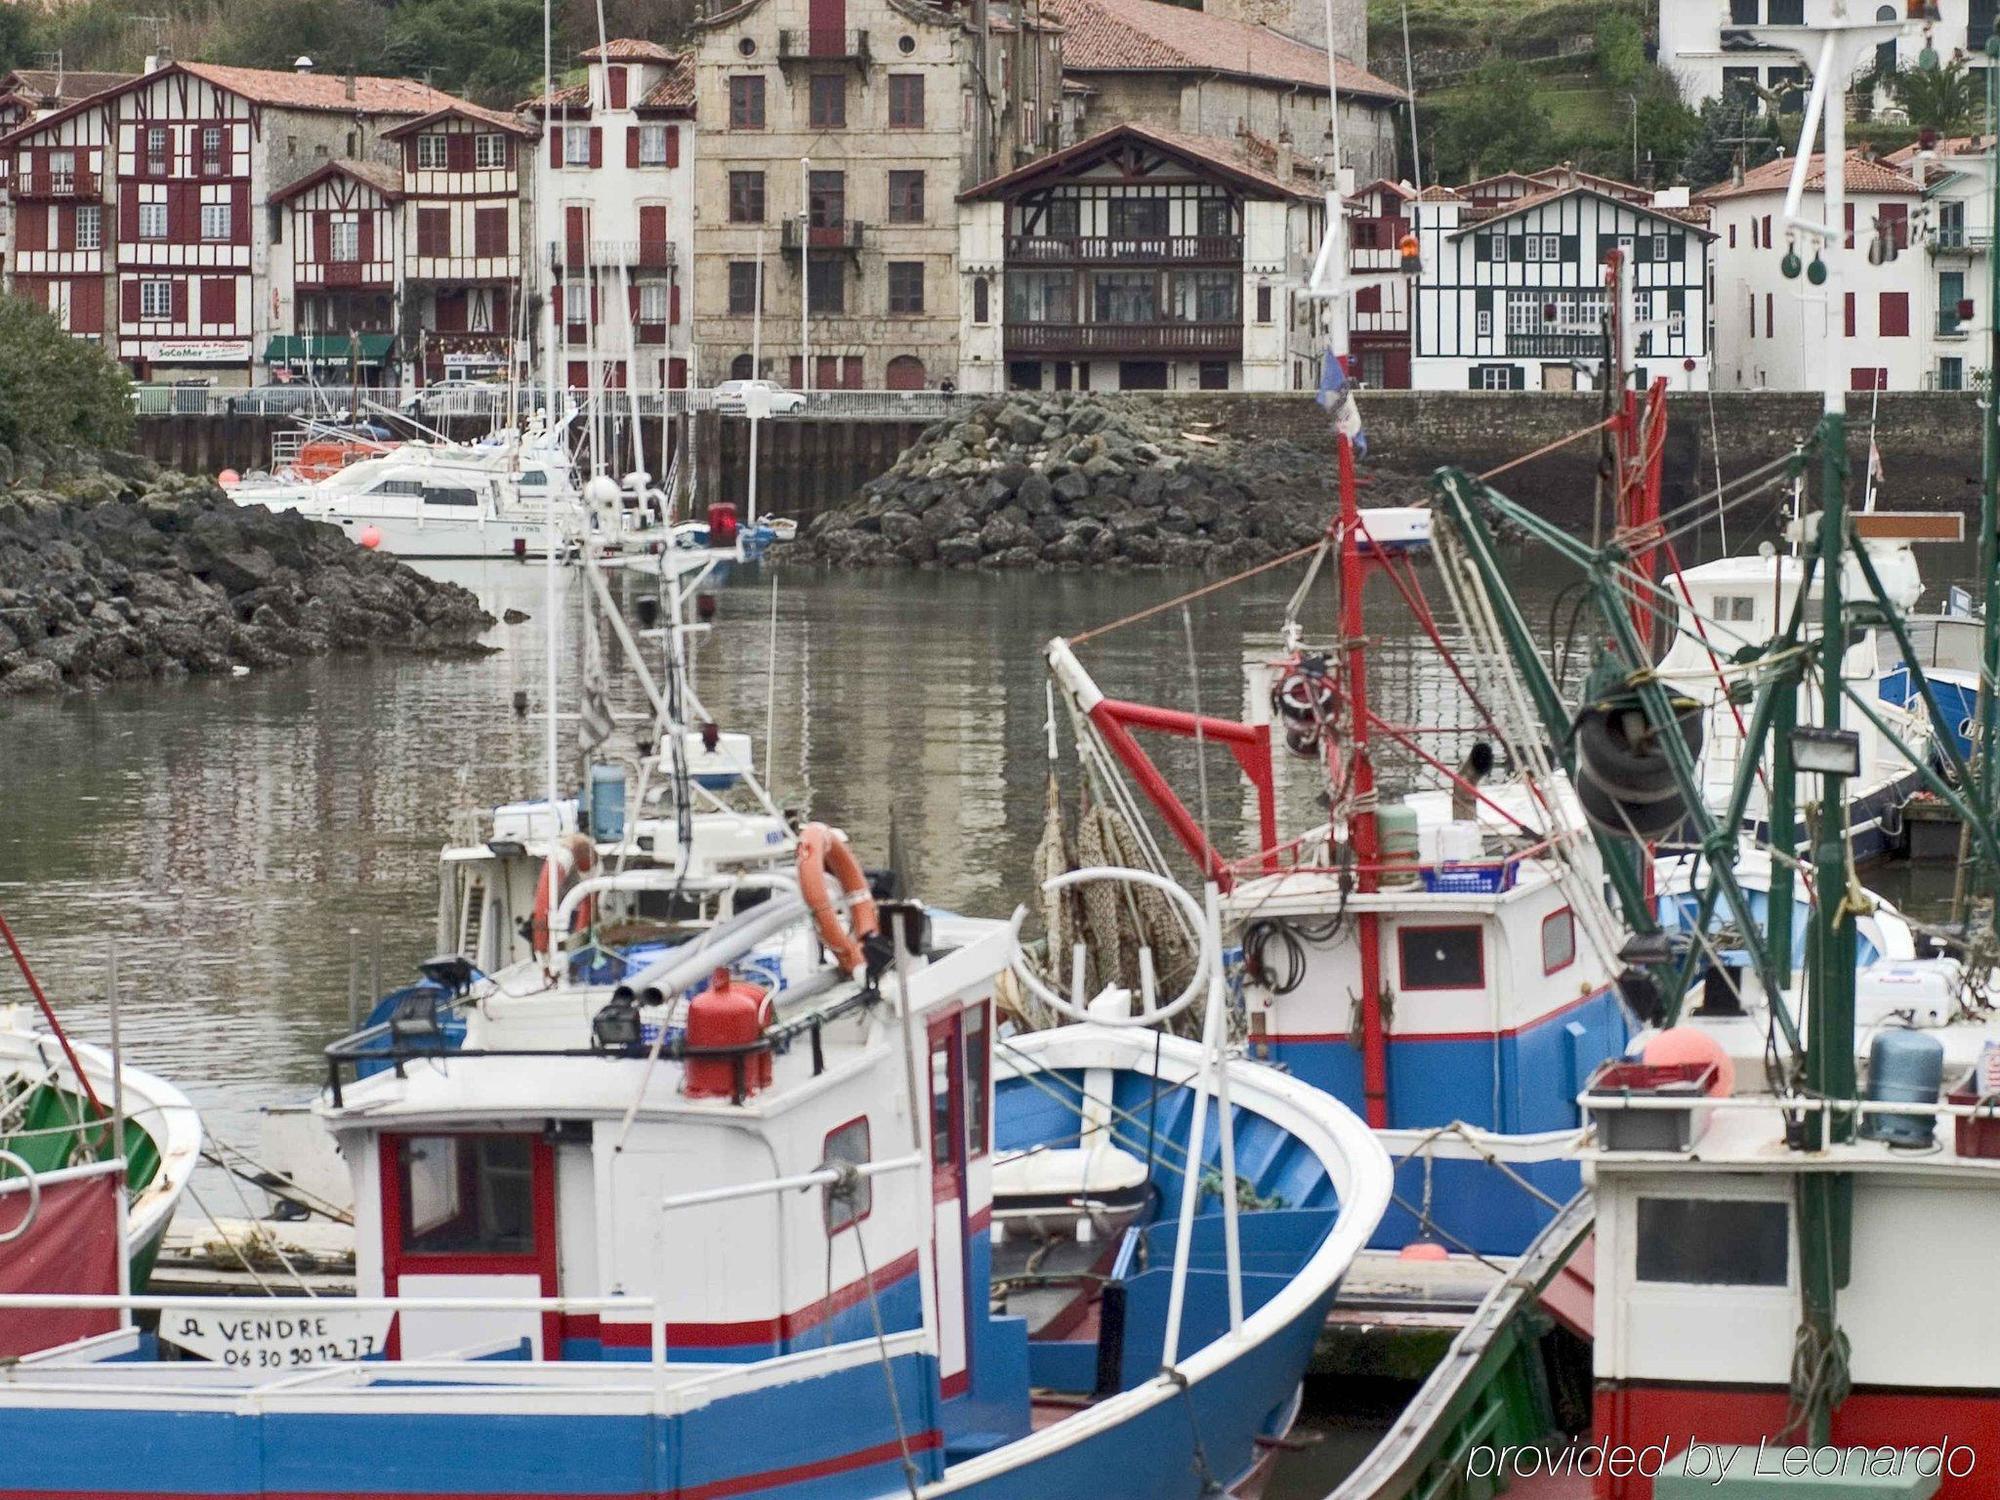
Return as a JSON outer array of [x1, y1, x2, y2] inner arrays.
[[269, 160, 402, 384], [0, 60, 476, 388], [1345, 176, 1412, 388], [527, 41, 694, 394], [958, 123, 1322, 393], [1410, 180, 1714, 392]]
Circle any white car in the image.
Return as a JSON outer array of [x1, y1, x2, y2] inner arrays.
[[712, 379, 807, 416]]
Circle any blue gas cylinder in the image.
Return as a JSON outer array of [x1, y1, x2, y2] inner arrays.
[[589, 764, 627, 843], [1860, 1028, 1945, 1147]]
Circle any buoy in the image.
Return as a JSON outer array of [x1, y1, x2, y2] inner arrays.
[[358, 525, 382, 550], [217, 468, 240, 489], [1642, 1026, 1734, 1098], [1398, 1239, 1450, 1261]]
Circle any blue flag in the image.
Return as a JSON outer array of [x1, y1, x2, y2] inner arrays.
[[1316, 351, 1367, 457]]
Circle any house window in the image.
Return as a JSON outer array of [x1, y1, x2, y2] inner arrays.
[[1487, 235, 1507, 263], [971, 275, 989, 323], [138, 201, 167, 240], [887, 169, 924, 223], [638, 281, 670, 323], [1541, 908, 1576, 974], [728, 260, 762, 314], [475, 133, 508, 168], [963, 1004, 989, 1159], [1635, 1198, 1788, 1287], [808, 169, 845, 227], [395, 1135, 536, 1256], [200, 126, 223, 174], [200, 201, 231, 241], [144, 126, 168, 173], [728, 170, 765, 223], [1046, 198, 1079, 238], [1477, 308, 1493, 338], [729, 75, 766, 129], [1092, 270, 1155, 322], [888, 260, 924, 314], [1398, 925, 1485, 988], [564, 282, 589, 323], [1107, 197, 1168, 238], [1006, 269, 1076, 322], [821, 1117, 871, 1233], [1941, 356, 1966, 391], [417, 134, 450, 169], [809, 73, 846, 128], [139, 279, 172, 320], [330, 219, 359, 262], [888, 73, 924, 128], [637, 124, 669, 165], [806, 253, 844, 312], [1255, 284, 1272, 323], [1479, 366, 1512, 390], [1939, 199, 1967, 248], [1170, 270, 1236, 322], [75, 204, 101, 251], [1652, 233, 1670, 261], [730, 353, 756, 380], [564, 125, 592, 164], [1524, 233, 1559, 261], [1197, 197, 1232, 238]]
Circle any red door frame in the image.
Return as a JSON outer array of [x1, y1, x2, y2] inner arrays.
[[927, 1009, 971, 1398], [378, 1132, 559, 1359]]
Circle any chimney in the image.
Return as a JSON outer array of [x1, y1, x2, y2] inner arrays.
[[294, 56, 314, 74], [1276, 126, 1293, 181], [143, 54, 159, 74], [344, 72, 357, 102]]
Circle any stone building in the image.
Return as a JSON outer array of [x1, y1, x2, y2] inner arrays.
[[688, 0, 1062, 389], [1049, 0, 1402, 186]]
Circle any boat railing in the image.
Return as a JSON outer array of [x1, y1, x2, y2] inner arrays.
[[1228, 831, 1570, 895]]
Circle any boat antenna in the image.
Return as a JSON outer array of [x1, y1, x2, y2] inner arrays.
[[541, 0, 562, 920]]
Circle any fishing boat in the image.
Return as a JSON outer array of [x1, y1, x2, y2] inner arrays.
[[0, 842, 1391, 1498]]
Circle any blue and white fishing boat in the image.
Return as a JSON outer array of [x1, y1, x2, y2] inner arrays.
[[0, 851, 1390, 1499]]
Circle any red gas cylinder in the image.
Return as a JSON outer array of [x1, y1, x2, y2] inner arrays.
[[707, 502, 739, 547], [684, 966, 772, 1099]]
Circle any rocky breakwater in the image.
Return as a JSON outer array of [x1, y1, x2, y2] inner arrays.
[[795, 393, 1421, 570], [0, 453, 492, 696]]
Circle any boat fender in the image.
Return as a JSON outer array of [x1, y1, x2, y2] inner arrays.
[[531, 832, 598, 953], [796, 822, 879, 975]]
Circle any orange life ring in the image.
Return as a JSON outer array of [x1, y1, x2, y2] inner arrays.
[[795, 822, 878, 974], [531, 833, 597, 954]]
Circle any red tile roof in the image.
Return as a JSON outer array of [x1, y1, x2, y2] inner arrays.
[[1048, 0, 1405, 102], [382, 99, 536, 138], [963, 120, 1319, 202], [270, 157, 405, 204], [1696, 150, 1919, 201], [1884, 134, 1992, 166], [580, 38, 677, 61], [177, 62, 468, 115], [2, 69, 134, 105], [1452, 183, 1713, 236], [640, 55, 695, 111]]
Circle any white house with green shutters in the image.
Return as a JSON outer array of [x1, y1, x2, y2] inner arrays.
[[1409, 179, 1714, 392]]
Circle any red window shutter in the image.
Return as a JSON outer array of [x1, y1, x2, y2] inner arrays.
[[550, 128, 563, 168], [200, 276, 232, 325], [72, 277, 103, 334], [314, 213, 331, 263], [665, 126, 679, 168], [588, 128, 602, 168], [405, 140, 419, 172], [359, 215, 374, 264], [120, 187, 138, 242], [1844, 292, 1856, 338], [55, 206, 73, 251], [170, 278, 187, 322], [670, 284, 681, 325], [669, 357, 687, 389], [609, 67, 628, 110], [1881, 291, 1909, 337], [232, 183, 249, 245], [788, 355, 802, 387], [1765, 293, 1773, 339], [121, 279, 140, 323], [639, 204, 666, 257], [843, 355, 861, 389], [626, 126, 640, 168], [1844, 202, 1855, 250], [567, 359, 588, 389], [1761, 214, 1771, 247], [1882, 202, 1908, 249], [1354, 284, 1381, 314], [17, 204, 44, 252], [590, 283, 600, 323], [448, 133, 472, 172]]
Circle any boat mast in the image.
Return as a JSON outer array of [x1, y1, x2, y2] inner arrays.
[[1965, 35, 2000, 933]]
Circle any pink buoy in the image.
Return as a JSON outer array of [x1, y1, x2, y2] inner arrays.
[[1398, 1239, 1449, 1262], [217, 468, 240, 489], [358, 525, 383, 550], [1642, 1025, 1734, 1098]]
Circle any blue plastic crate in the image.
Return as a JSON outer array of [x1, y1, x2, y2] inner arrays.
[[1418, 862, 1514, 895]]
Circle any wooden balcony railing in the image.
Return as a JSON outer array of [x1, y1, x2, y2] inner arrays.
[[1005, 321, 1242, 356], [14, 172, 97, 199], [554, 239, 677, 270], [777, 28, 869, 64], [781, 219, 866, 252], [1005, 234, 1242, 265]]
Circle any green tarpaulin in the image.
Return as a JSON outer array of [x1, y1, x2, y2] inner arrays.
[[264, 334, 396, 364]]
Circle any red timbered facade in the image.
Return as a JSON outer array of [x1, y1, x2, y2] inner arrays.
[[1346, 177, 1413, 389], [270, 160, 400, 379], [7, 106, 114, 341]]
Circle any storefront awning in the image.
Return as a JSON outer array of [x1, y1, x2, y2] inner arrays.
[[265, 334, 397, 365]]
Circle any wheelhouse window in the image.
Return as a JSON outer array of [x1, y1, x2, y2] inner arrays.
[[422, 486, 479, 508], [1397, 925, 1484, 989], [396, 1134, 535, 1255], [1635, 1198, 1788, 1287], [963, 1004, 989, 1159], [1541, 907, 1575, 974], [822, 1117, 871, 1232]]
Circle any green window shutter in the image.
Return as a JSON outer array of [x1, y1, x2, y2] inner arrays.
[[1597, 233, 1615, 262], [1476, 287, 1493, 313], [1511, 366, 1526, 391], [1509, 235, 1526, 263], [1469, 366, 1483, 390], [1561, 234, 1579, 262], [1669, 231, 1686, 260], [1635, 235, 1654, 263]]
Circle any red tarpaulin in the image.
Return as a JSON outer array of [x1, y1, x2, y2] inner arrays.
[[0, 1166, 122, 1359]]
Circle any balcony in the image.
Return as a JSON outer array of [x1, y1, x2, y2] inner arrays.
[[781, 219, 866, 253], [1005, 321, 1242, 358], [1937, 313, 1971, 339], [1006, 235, 1242, 266], [777, 28, 869, 66], [557, 239, 677, 270], [1930, 229, 1992, 255], [297, 261, 394, 289], [14, 172, 98, 200], [1506, 333, 1600, 359]]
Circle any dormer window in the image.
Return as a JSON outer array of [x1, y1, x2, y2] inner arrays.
[[474, 133, 507, 169], [417, 134, 449, 170], [200, 125, 223, 174]]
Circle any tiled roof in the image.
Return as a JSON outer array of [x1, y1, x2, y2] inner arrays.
[[177, 62, 467, 115], [1695, 150, 1919, 201], [523, 81, 592, 111], [3, 70, 133, 104], [1048, 0, 1405, 101], [1884, 134, 1992, 166], [270, 157, 406, 204], [580, 38, 677, 61], [1452, 183, 1713, 236], [963, 120, 1319, 203], [639, 55, 695, 110], [1415, 184, 1462, 201], [383, 99, 536, 137]]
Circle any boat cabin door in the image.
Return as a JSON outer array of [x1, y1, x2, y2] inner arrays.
[[379, 1132, 558, 1359], [927, 1013, 972, 1397]]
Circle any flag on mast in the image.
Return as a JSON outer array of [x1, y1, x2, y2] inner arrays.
[[1317, 349, 1367, 456]]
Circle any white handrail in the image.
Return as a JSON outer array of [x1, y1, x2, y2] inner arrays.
[[659, 1153, 924, 1213]]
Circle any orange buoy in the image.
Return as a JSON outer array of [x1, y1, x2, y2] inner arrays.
[[1398, 1239, 1450, 1261], [217, 468, 241, 489], [795, 822, 878, 974], [531, 833, 597, 955], [1642, 1026, 1734, 1098], [358, 525, 382, 550]]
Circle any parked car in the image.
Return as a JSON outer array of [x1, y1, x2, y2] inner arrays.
[[713, 379, 807, 416]]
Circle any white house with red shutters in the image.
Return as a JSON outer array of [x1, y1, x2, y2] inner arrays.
[[526, 41, 695, 394], [0, 59, 481, 388]]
